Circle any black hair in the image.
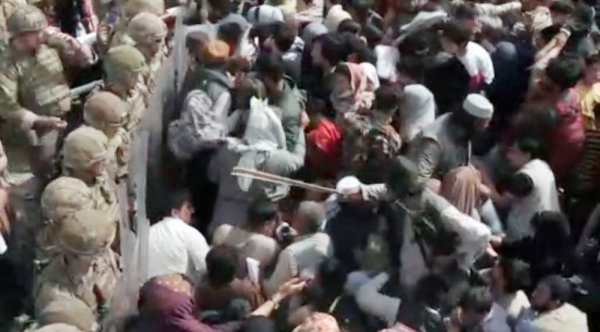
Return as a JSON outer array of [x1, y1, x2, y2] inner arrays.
[[273, 22, 297, 52], [441, 20, 472, 47], [374, 85, 403, 113], [498, 257, 531, 293], [206, 245, 238, 287], [235, 77, 266, 109], [247, 198, 278, 229], [169, 190, 191, 213], [414, 274, 449, 308], [549, 0, 574, 15], [453, 3, 477, 21], [539, 24, 562, 45], [585, 53, 600, 66], [460, 287, 494, 315], [218, 22, 244, 48], [573, 3, 594, 29], [255, 51, 285, 81], [306, 95, 326, 116], [338, 19, 362, 35], [363, 24, 383, 47], [344, 33, 376, 64], [531, 211, 571, 242], [539, 275, 571, 303], [396, 56, 425, 82], [317, 32, 350, 67], [545, 55, 584, 90], [398, 34, 431, 57], [515, 136, 547, 161]]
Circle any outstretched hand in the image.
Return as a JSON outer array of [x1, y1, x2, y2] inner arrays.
[[272, 278, 308, 303]]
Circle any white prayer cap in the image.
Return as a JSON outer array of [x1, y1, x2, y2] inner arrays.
[[336, 176, 361, 193], [324, 4, 352, 32], [463, 93, 494, 119], [246, 5, 284, 25]]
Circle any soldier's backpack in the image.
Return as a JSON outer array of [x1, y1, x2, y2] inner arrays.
[[167, 76, 231, 162]]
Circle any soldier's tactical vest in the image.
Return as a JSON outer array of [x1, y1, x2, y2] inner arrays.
[[382, 199, 459, 270], [14, 45, 71, 117]]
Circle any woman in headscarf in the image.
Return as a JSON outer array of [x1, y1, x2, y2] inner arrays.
[[136, 274, 308, 332], [136, 273, 237, 332], [208, 79, 306, 232], [330, 62, 376, 126]]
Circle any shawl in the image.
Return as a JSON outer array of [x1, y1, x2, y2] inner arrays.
[[228, 98, 286, 191], [330, 62, 375, 116]]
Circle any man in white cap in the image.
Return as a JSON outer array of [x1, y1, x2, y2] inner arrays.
[[407, 93, 494, 185]]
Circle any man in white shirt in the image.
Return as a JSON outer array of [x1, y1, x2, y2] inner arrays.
[[440, 20, 495, 91], [147, 191, 210, 283]]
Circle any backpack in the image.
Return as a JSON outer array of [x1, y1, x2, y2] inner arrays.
[[167, 86, 224, 162]]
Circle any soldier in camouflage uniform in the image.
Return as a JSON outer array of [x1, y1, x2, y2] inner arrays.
[[96, 0, 165, 56], [34, 206, 119, 320], [0, 0, 27, 50], [123, 12, 167, 87], [37, 177, 94, 260], [60, 126, 119, 231], [341, 86, 402, 184], [0, 5, 95, 197], [97, 45, 148, 133], [27, 289, 99, 331], [83, 91, 130, 182]]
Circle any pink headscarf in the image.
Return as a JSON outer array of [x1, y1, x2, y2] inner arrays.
[[331, 62, 375, 115]]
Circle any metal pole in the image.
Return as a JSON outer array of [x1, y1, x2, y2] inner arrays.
[[70, 79, 103, 97]]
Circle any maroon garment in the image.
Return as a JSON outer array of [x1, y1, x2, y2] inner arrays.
[[546, 89, 585, 184], [195, 278, 265, 311], [137, 279, 238, 332]]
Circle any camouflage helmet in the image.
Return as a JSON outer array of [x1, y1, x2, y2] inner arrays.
[[62, 126, 109, 174], [38, 297, 98, 332], [31, 324, 84, 332], [41, 177, 94, 223], [103, 45, 146, 81], [55, 207, 116, 256], [122, 0, 165, 18], [83, 91, 128, 131], [7, 5, 48, 37], [126, 12, 168, 46]]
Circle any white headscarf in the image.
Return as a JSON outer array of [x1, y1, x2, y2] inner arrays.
[[229, 97, 286, 191], [400, 84, 436, 142]]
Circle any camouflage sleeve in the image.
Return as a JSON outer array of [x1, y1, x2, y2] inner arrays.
[[45, 27, 97, 67], [0, 63, 39, 130]]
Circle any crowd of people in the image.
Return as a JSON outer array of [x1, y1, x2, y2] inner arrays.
[[1, 0, 600, 330]]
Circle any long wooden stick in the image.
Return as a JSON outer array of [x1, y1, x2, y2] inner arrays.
[[231, 167, 342, 195]]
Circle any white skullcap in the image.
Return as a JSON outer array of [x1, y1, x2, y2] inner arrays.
[[246, 5, 284, 25], [463, 93, 494, 119], [336, 176, 361, 193], [324, 4, 352, 32]]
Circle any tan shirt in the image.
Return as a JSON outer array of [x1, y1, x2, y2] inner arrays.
[[263, 232, 333, 296], [212, 224, 279, 268], [533, 303, 588, 332]]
